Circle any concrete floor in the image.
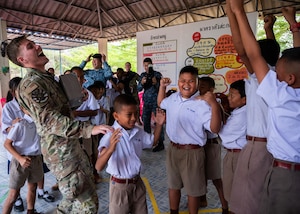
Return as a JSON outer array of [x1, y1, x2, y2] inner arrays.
[[0, 131, 225, 214]]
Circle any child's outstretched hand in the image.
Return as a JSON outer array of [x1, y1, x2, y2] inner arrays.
[[282, 7, 296, 25], [154, 108, 166, 126], [109, 128, 122, 151]]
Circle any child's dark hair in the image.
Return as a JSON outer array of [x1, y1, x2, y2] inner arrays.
[[70, 66, 83, 73], [7, 77, 22, 102], [281, 47, 300, 64], [143, 57, 153, 64], [113, 94, 137, 113], [258, 39, 280, 67], [199, 76, 215, 88], [179, 66, 198, 77], [87, 81, 106, 91], [230, 79, 246, 98], [6, 35, 27, 67]]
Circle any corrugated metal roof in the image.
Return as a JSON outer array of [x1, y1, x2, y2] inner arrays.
[[1, 0, 299, 50]]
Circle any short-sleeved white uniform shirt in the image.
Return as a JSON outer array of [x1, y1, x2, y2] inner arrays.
[[257, 71, 300, 163]]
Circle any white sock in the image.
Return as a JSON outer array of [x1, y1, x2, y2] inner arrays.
[[37, 188, 44, 196]]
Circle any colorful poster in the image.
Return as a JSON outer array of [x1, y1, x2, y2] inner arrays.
[[137, 12, 257, 93], [142, 40, 177, 83]]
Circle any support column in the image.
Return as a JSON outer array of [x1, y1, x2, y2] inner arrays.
[[97, 38, 108, 59], [0, 19, 10, 100]]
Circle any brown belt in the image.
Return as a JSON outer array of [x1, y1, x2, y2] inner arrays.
[[246, 135, 267, 142], [226, 148, 241, 152], [171, 141, 202, 150], [273, 159, 300, 171], [24, 155, 40, 158], [111, 175, 140, 184], [206, 138, 219, 144]]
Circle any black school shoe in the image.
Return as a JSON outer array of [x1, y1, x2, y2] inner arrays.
[[14, 196, 24, 212], [152, 141, 165, 152], [37, 191, 55, 202]]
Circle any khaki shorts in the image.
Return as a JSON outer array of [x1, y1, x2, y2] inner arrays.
[[166, 144, 206, 197], [9, 155, 43, 189], [204, 140, 221, 180]]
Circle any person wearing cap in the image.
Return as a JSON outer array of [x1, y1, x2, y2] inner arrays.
[[79, 53, 113, 88]]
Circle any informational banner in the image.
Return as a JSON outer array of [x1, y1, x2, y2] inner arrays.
[[137, 12, 258, 93]]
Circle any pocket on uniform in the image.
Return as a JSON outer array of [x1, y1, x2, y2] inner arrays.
[[59, 170, 86, 201]]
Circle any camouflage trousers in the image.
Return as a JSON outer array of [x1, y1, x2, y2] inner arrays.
[[56, 162, 98, 213]]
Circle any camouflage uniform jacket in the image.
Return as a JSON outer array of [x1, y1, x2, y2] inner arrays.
[[17, 68, 94, 180]]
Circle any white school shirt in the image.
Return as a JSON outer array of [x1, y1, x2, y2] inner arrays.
[[257, 71, 300, 163], [75, 89, 100, 122], [245, 72, 268, 137], [1, 98, 24, 135], [1, 98, 25, 161], [91, 96, 110, 125], [160, 91, 212, 146], [99, 121, 154, 179], [7, 114, 41, 156], [218, 105, 247, 149]]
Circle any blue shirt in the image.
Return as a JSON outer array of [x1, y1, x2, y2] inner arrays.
[[79, 60, 113, 88]]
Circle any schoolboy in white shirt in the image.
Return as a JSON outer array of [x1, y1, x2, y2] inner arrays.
[[2, 110, 43, 214], [226, 3, 279, 213], [96, 94, 165, 214], [230, 0, 300, 213], [218, 79, 247, 204], [157, 66, 221, 214], [88, 81, 110, 126], [1, 77, 54, 212], [198, 76, 228, 213]]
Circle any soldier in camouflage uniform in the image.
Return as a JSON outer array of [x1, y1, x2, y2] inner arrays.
[[5, 35, 113, 214]]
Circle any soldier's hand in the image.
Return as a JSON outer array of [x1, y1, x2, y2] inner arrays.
[[92, 124, 114, 135]]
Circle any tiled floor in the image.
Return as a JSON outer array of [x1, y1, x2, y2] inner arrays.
[[0, 131, 225, 214]]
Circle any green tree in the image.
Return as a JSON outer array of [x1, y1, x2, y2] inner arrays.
[[256, 15, 300, 51]]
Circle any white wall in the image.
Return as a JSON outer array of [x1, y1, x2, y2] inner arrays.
[[137, 12, 257, 93]]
